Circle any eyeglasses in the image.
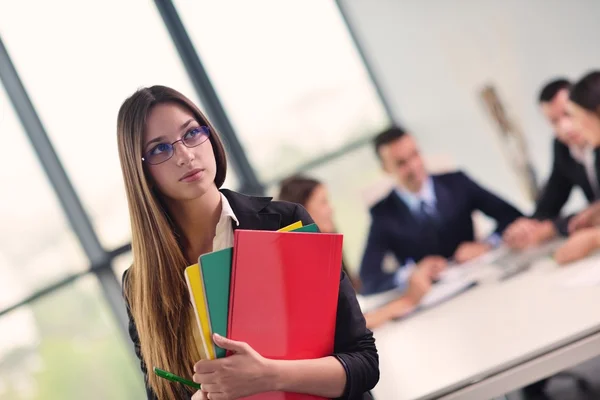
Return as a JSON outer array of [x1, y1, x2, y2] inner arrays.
[[142, 126, 211, 165]]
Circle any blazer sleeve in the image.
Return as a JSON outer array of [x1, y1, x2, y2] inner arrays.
[[292, 204, 380, 399], [532, 140, 573, 222], [358, 218, 400, 295], [121, 270, 160, 400], [460, 171, 523, 235]]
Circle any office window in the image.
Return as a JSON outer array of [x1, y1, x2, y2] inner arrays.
[[0, 274, 145, 400], [0, 84, 87, 305], [112, 252, 133, 285], [221, 162, 240, 192], [174, 0, 389, 182], [0, 0, 210, 250]]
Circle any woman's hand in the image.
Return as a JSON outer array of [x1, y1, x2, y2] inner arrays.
[[192, 334, 275, 400], [554, 227, 600, 265], [568, 201, 600, 233], [503, 218, 556, 249]]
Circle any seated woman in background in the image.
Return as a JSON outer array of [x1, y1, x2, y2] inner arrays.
[[278, 175, 444, 329], [555, 70, 600, 264], [278, 175, 362, 291]]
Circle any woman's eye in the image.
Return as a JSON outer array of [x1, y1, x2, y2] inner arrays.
[[185, 127, 201, 139], [150, 143, 170, 155]]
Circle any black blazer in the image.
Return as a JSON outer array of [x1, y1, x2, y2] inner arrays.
[[532, 139, 597, 235], [359, 171, 522, 295], [123, 189, 379, 400]]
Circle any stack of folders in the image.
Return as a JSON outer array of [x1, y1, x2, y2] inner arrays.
[[184, 221, 343, 400]]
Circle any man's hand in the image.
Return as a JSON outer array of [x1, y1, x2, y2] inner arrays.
[[568, 201, 600, 233], [363, 256, 447, 330], [453, 241, 491, 263], [554, 227, 600, 265], [364, 296, 416, 330], [400, 256, 447, 310], [417, 255, 447, 279], [404, 263, 436, 305], [503, 218, 557, 249]]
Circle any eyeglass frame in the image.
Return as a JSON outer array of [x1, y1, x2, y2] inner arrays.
[[141, 125, 211, 165]]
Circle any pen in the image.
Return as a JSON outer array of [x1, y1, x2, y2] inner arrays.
[[153, 367, 201, 390]]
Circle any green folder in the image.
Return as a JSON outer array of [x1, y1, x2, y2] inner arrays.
[[199, 223, 319, 358], [200, 247, 233, 358], [290, 223, 319, 233]]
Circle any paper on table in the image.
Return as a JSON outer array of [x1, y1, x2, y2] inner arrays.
[[419, 277, 477, 308], [356, 265, 477, 313], [561, 264, 600, 288], [437, 264, 469, 282], [356, 289, 404, 313]]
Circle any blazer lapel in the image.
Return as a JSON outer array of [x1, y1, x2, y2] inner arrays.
[[221, 189, 282, 231], [235, 211, 281, 232], [388, 190, 416, 225], [577, 165, 595, 201], [431, 176, 451, 222]]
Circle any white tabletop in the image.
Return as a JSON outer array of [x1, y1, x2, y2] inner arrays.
[[370, 252, 600, 400]]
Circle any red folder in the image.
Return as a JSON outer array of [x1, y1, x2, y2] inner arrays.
[[228, 229, 343, 400]]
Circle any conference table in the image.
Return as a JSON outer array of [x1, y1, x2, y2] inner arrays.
[[361, 244, 600, 400]]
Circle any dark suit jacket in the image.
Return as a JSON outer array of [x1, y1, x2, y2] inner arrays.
[[123, 189, 378, 400], [359, 171, 523, 295], [532, 139, 597, 235]]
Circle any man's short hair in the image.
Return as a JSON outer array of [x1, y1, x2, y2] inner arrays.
[[538, 78, 571, 103], [373, 126, 407, 157]]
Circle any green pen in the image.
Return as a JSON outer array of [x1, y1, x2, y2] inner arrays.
[[153, 367, 201, 390]]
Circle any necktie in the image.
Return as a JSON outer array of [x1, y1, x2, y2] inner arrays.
[[417, 200, 440, 251], [417, 200, 438, 226]]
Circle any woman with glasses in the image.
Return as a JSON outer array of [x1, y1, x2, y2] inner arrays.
[[117, 86, 379, 400]]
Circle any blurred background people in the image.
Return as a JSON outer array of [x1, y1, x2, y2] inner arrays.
[[359, 126, 523, 295], [552, 71, 600, 264], [503, 78, 598, 250]]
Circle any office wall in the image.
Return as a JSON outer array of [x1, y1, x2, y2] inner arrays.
[[339, 0, 600, 214]]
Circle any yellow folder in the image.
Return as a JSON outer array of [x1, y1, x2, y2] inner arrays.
[[278, 220, 303, 232], [185, 263, 216, 360]]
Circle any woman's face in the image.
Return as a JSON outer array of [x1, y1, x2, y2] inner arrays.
[[568, 100, 600, 148], [305, 184, 335, 233], [143, 103, 217, 201]]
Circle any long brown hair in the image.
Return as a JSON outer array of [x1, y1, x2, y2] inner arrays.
[[117, 85, 227, 399]]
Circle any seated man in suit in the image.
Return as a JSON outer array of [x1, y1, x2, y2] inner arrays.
[[359, 126, 523, 296], [503, 78, 599, 249]]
